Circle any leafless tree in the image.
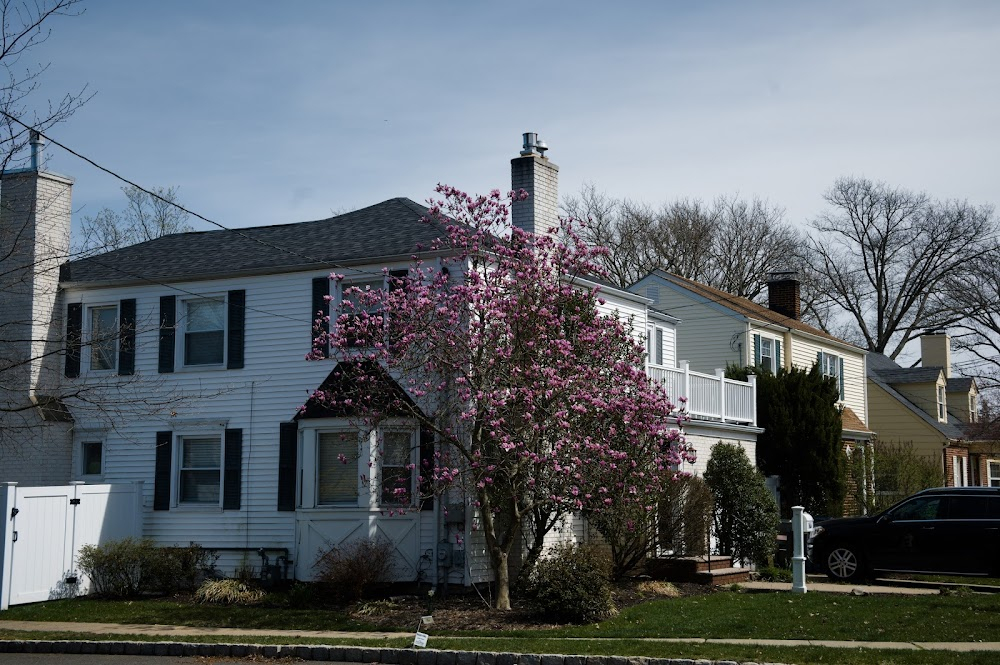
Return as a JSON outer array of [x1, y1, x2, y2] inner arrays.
[[805, 176, 996, 359], [949, 253, 1000, 392], [0, 0, 89, 171], [564, 185, 803, 300], [77, 185, 193, 254], [709, 194, 802, 300]]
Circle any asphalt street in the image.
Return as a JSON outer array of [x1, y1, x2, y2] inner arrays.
[[0, 655, 310, 664]]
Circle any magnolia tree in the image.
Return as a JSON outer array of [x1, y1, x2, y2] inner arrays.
[[308, 186, 692, 610]]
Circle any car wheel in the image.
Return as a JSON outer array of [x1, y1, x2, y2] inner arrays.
[[825, 544, 865, 581]]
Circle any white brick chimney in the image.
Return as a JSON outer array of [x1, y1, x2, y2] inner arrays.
[[0, 133, 74, 395], [510, 132, 559, 236]]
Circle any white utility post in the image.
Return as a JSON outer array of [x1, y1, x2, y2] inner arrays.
[[791, 505, 813, 594]]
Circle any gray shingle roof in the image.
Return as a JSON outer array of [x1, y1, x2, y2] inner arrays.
[[61, 198, 439, 286], [947, 377, 974, 392], [866, 353, 965, 440], [875, 367, 944, 384]]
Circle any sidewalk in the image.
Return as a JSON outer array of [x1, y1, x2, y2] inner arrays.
[[3, 619, 1000, 654], [739, 580, 940, 594]]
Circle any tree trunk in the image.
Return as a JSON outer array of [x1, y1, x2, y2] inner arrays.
[[494, 550, 511, 610]]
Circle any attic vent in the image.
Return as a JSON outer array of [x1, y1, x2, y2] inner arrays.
[[646, 285, 660, 304]]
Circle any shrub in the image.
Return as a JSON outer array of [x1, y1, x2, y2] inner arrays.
[[77, 537, 153, 598], [658, 475, 714, 557], [77, 538, 217, 598], [850, 440, 945, 514], [313, 537, 396, 603], [704, 442, 780, 567], [194, 579, 266, 605], [755, 565, 793, 582], [527, 543, 615, 623]]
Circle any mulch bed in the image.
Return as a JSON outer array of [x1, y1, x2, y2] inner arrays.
[[347, 580, 714, 631]]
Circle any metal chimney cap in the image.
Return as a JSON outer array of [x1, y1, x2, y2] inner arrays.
[[520, 132, 538, 156]]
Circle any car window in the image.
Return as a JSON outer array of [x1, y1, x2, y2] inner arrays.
[[988, 497, 1000, 519], [889, 497, 944, 521], [946, 496, 987, 520]]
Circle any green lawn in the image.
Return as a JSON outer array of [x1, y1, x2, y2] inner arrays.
[[2, 630, 1000, 665], [4, 590, 1000, 643]]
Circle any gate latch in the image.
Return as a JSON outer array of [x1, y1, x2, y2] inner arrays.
[[69, 498, 81, 506], [9, 507, 17, 519]]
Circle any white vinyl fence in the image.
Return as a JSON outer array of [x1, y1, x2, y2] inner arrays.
[[0, 481, 142, 609]]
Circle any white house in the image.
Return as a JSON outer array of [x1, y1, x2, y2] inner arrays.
[[0, 134, 759, 585]]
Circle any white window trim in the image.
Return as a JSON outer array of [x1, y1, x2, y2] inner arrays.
[[937, 384, 947, 423], [84, 302, 119, 373], [987, 459, 1000, 488], [178, 295, 228, 369], [170, 422, 227, 510], [74, 428, 108, 481], [299, 418, 418, 510]]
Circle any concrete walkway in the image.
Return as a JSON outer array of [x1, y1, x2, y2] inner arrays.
[[739, 580, 941, 594], [3, 619, 1000, 653]]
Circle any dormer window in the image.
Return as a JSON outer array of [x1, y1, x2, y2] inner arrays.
[[937, 385, 947, 422]]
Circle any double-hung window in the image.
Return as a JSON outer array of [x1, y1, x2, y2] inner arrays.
[[317, 430, 361, 505], [184, 298, 226, 366], [88, 305, 118, 371], [305, 423, 417, 509], [937, 385, 947, 422], [380, 430, 416, 505], [817, 350, 844, 400], [988, 460, 1000, 488], [647, 325, 665, 366], [178, 436, 222, 504], [753, 334, 781, 373]]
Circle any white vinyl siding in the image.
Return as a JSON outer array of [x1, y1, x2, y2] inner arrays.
[[791, 337, 867, 425]]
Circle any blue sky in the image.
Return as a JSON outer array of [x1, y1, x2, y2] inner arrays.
[[25, 1, 1000, 237]]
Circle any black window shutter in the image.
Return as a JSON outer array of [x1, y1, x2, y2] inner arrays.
[[277, 421, 298, 511], [227, 290, 245, 369], [311, 277, 330, 358], [158, 296, 176, 373], [419, 427, 435, 511], [223, 428, 243, 510], [154, 431, 173, 511], [65, 303, 82, 378], [118, 298, 136, 376]]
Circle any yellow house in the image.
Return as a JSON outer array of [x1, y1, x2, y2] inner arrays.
[[867, 332, 990, 486]]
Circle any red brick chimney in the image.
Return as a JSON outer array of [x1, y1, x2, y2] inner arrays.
[[767, 271, 800, 320]]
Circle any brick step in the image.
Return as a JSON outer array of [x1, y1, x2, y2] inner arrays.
[[695, 567, 752, 586], [646, 555, 734, 578]]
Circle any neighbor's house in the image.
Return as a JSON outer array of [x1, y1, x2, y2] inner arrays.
[[628, 270, 873, 457], [0, 134, 758, 585], [867, 331, 995, 487]]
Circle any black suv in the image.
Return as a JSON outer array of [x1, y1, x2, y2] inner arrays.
[[809, 487, 1000, 581]]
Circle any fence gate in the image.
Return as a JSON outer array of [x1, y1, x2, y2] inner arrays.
[[0, 482, 142, 610]]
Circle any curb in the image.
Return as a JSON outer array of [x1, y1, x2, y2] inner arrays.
[[0, 639, 785, 665]]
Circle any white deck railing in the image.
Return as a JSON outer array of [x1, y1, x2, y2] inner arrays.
[[647, 362, 757, 426]]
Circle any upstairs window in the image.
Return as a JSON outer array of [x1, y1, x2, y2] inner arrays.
[[647, 325, 666, 366], [937, 385, 947, 422], [88, 305, 118, 371], [753, 334, 781, 373], [184, 298, 225, 366], [817, 351, 844, 400]]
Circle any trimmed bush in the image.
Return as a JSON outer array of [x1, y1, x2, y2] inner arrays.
[[527, 543, 614, 623], [77, 538, 216, 598], [313, 537, 396, 603], [704, 442, 780, 567], [194, 579, 266, 605]]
